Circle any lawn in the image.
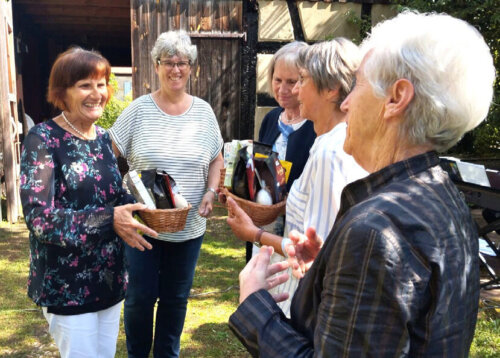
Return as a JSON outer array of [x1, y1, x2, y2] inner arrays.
[[0, 206, 498, 357]]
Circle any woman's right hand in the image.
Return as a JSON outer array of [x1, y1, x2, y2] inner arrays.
[[226, 196, 259, 243], [113, 203, 158, 251], [286, 227, 323, 279]]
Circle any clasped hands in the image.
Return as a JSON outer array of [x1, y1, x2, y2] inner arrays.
[[238, 229, 323, 303]]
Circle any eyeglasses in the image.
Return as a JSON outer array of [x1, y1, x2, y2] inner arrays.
[[157, 60, 191, 70], [297, 74, 310, 86]]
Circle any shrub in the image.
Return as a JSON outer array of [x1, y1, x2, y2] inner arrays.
[[97, 73, 132, 129]]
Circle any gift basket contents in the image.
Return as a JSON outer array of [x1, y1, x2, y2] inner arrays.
[[221, 140, 290, 226], [123, 169, 191, 233]]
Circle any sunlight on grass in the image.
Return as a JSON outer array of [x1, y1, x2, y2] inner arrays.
[[470, 310, 500, 357], [1, 207, 498, 357], [202, 241, 244, 257]]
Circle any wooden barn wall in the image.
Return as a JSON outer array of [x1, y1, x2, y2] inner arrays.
[[131, 0, 244, 141], [0, 0, 20, 222], [191, 38, 241, 141]]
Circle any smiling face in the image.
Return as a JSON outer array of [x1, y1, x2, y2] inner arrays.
[[64, 76, 108, 124], [271, 59, 300, 110], [155, 54, 192, 92], [340, 54, 387, 171]]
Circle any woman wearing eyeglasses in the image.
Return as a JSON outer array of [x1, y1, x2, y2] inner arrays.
[[109, 30, 223, 358]]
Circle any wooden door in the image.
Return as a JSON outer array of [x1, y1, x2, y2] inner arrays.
[[131, 0, 244, 142]]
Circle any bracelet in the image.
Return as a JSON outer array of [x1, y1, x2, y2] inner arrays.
[[207, 187, 218, 200], [254, 228, 264, 248]]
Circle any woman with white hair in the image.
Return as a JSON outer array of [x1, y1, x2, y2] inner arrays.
[[227, 38, 367, 317], [109, 30, 223, 358], [229, 11, 495, 357]]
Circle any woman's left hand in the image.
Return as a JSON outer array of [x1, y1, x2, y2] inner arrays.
[[198, 191, 215, 217]]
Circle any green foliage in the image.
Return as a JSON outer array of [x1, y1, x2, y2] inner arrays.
[[391, 0, 500, 156], [344, 9, 372, 44], [96, 73, 132, 130], [343, 1, 499, 156]]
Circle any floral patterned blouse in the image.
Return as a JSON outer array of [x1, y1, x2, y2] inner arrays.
[[20, 119, 133, 311]]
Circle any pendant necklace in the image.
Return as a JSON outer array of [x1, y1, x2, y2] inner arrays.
[[61, 112, 93, 140]]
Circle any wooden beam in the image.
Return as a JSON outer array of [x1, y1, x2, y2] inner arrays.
[[24, 5, 130, 19], [39, 23, 129, 36], [34, 16, 129, 26], [16, 0, 130, 8], [42, 32, 131, 44]]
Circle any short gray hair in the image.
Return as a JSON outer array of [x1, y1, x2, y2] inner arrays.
[[297, 38, 361, 104], [151, 30, 197, 64], [267, 41, 308, 96], [360, 11, 496, 152]]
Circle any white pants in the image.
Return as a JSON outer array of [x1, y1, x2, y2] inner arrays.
[[42, 301, 122, 358]]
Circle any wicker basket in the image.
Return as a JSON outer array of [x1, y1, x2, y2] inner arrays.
[[222, 188, 286, 226], [139, 204, 192, 233]]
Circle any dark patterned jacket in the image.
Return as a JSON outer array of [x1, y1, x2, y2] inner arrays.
[[229, 151, 479, 357]]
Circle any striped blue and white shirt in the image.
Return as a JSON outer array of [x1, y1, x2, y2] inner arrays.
[[268, 122, 367, 316], [109, 94, 223, 242]]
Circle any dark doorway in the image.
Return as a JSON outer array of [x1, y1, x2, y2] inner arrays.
[[12, 0, 132, 123]]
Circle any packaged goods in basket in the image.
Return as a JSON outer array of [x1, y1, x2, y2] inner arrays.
[[223, 139, 252, 190], [124, 170, 191, 232], [220, 141, 288, 226], [124, 170, 157, 209]]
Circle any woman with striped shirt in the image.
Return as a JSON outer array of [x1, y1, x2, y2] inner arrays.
[[109, 30, 223, 358], [226, 39, 367, 317]]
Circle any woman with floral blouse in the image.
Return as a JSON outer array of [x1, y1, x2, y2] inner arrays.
[[20, 47, 158, 358]]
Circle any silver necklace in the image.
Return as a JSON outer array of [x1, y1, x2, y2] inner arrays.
[[283, 112, 300, 124], [61, 112, 93, 140]]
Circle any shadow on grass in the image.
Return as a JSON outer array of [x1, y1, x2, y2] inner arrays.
[[190, 206, 247, 303], [183, 322, 250, 358], [0, 309, 58, 358], [0, 223, 34, 311], [0, 222, 57, 357], [0, 225, 30, 261]]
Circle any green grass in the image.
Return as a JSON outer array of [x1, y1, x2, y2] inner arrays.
[[0, 207, 249, 358], [0, 207, 498, 357]]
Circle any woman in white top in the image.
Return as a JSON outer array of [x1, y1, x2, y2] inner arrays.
[[109, 30, 223, 358], [226, 38, 367, 317]]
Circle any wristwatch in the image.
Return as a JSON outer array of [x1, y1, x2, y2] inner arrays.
[[207, 187, 218, 200]]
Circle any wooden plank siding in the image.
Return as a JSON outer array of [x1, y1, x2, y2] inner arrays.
[[0, 0, 20, 222], [131, 0, 243, 141]]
